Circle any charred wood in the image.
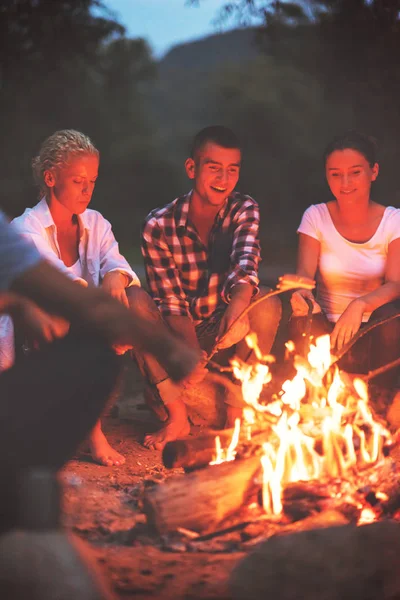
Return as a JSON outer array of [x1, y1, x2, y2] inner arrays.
[[162, 424, 276, 471], [143, 456, 262, 534]]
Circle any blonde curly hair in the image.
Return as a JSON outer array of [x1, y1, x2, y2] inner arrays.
[[32, 129, 99, 197]]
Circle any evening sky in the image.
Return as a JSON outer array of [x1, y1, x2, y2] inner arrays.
[[103, 0, 239, 58]]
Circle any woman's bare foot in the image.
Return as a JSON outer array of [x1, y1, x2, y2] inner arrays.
[[89, 422, 125, 466], [144, 398, 190, 451]]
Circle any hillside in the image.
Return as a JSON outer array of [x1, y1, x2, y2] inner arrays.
[[159, 27, 263, 72]]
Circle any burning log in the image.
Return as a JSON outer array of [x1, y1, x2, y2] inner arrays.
[[162, 428, 239, 470], [162, 425, 273, 470], [143, 455, 262, 534], [148, 319, 398, 539], [229, 521, 400, 600]]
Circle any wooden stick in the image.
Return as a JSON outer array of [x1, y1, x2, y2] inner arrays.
[[363, 356, 400, 382], [331, 312, 400, 364], [207, 275, 315, 361], [143, 455, 262, 534]]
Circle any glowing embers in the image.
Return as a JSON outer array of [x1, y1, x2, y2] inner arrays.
[[228, 333, 392, 519]]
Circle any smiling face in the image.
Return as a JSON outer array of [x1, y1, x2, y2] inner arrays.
[[44, 154, 99, 215], [325, 148, 379, 205], [185, 141, 241, 208]]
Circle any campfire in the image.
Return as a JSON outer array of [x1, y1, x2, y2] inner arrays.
[[143, 332, 400, 546]]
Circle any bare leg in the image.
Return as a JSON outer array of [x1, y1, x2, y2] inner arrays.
[[225, 406, 243, 428], [88, 419, 125, 466], [236, 286, 282, 363], [143, 398, 190, 451]]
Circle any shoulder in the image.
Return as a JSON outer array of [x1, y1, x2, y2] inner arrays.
[[227, 193, 259, 223], [302, 203, 329, 219], [230, 192, 259, 211], [82, 208, 113, 232], [12, 202, 45, 232], [83, 207, 108, 222], [299, 203, 329, 226], [381, 206, 400, 238], [382, 206, 400, 220], [297, 203, 329, 240], [143, 196, 182, 229]]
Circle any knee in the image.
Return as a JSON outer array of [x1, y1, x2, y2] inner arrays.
[[370, 301, 400, 321], [126, 286, 160, 320], [370, 302, 400, 341], [249, 286, 282, 328]]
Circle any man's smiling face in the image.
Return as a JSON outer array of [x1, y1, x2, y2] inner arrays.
[[185, 141, 241, 208]]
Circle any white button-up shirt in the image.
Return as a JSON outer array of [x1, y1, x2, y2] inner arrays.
[[0, 199, 140, 371], [12, 198, 140, 287]]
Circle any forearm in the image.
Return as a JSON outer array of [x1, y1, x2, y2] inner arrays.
[[11, 262, 166, 349], [0, 291, 30, 318], [354, 282, 400, 314], [102, 271, 130, 288]]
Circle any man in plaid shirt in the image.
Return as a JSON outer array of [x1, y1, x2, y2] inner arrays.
[[139, 126, 281, 450]]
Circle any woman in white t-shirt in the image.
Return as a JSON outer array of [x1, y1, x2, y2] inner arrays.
[[290, 131, 400, 386], [0, 129, 145, 466]]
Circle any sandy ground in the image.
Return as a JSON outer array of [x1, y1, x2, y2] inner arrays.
[[59, 328, 399, 600], [61, 363, 244, 600]]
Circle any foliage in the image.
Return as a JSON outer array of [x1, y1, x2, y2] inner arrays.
[[0, 0, 179, 252], [181, 0, 400, 262], [2, 0, 400, 264]]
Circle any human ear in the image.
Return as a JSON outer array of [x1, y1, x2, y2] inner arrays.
[[185, 158, 196, 180], [371, 163, 379, 181], [43, 170, 56, 188]]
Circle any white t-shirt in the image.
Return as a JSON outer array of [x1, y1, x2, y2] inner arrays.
[[297, 203, 400, 322]]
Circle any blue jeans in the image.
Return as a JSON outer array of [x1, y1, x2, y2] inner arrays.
[[289, 300, 400, 388], [130, 286, 282, 402]]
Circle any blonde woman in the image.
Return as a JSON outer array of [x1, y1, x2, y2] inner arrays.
[[1, 129, 143, 466]]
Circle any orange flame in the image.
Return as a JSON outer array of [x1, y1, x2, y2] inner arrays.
[[229, 333, 391, 518]]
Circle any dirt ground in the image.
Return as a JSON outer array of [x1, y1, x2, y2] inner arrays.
[[60, 353, 400, 600], [61, 364, 244, 600]]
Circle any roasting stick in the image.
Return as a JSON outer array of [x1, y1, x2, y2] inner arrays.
[[330, 312, 400, 366], [363, 357, 400, 382], [206, 274, 316, 363]]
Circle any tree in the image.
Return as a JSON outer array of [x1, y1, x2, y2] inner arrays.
[[0, 0, 125, 216], [0, 0, 181, 252]]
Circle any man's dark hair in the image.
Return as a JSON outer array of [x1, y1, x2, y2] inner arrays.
[[323, 131, 377, 167], [190, 126, 241, 160]]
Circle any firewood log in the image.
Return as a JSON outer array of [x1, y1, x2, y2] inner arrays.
[[163, 425, 274, 471], [143, 456, 262, 534], [162, 428, 238, 470]]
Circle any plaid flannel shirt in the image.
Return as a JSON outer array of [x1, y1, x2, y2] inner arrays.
[[141, 191, 261, 322]]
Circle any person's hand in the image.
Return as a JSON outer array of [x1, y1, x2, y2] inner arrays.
[[75, 277, 88, 288], [216, 304, 250, 350], [291, 289, 321, 317], [102, 272, 129, 308], [15, 299, 70, 345], [330, 299, 366, 352], [159, 337, 203, 383], [85, 273, 131, 354]]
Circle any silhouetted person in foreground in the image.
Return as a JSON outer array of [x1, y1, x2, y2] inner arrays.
[[0, 211, 199, 598]]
